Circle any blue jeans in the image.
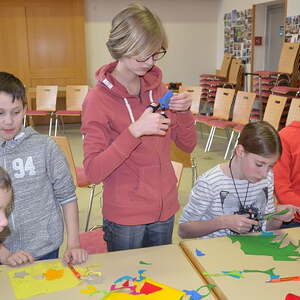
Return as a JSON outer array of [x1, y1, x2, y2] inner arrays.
[[103, 216, 175, 251], [36, 248, 59, 261], [280, 221, 300, 229]]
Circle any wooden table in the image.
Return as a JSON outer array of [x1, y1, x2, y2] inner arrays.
[[180, 227, 300, 300], [0, 244, 217, 300]]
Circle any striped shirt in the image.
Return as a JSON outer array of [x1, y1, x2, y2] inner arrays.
[[179, 165, 276, 238]]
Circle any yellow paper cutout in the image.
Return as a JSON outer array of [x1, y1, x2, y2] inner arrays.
[[44, 268, 64, 280], [106, 278, 185, 300], [80, 284, 97, 294], [8, 261, 80, 299]]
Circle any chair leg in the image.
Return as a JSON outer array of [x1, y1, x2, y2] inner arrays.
[[191, 157, 198, 186], [204, 126, 216, 152], [85, 184, 96, 232], [60, 115, 65, 134], [48, 112, 53, 136], [224, 131, 235, 160], [54, 115, 59, 136], [229, 132, 240, 160]]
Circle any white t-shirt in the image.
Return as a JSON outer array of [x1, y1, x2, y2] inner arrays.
[[179, 164, 276, 238]]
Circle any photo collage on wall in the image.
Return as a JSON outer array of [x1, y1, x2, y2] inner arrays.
[[224, 8, 252, 64], [285, 15, 300, 42]]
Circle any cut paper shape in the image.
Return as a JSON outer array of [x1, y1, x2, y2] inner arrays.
[[286, 293, 300, 300], [14, 271, 29, 278], [243, 267, 279, 280], [260, 231, 274, 236], [8, 261, 80, 299], [204, 268, 280, 281], [44, 268, 64, 280], [139, 281, 162, 294], [228, 233, 300, 261], [195, 249, 205, 257], [182, 289, 203, 300], [105, 278, 185, 299], [139, 260, 152, 265], [136, 269, 146, 282], [222, 270, 243, 278], [182, 284, 216, 300], [265, 208, 289, 221], [80, 284, 97, 294]]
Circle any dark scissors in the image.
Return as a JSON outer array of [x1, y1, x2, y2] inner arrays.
[[147, 90, 173, 118]]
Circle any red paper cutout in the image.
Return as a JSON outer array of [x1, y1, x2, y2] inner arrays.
[[123, 280, 130, 287], [286, 293, 300, 300], [140, 282, 162, 295]]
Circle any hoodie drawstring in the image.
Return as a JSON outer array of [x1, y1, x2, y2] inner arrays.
[[123, 90, 154, 123]]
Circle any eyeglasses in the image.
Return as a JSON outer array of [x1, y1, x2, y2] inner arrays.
[[135, 48, 167, 62]]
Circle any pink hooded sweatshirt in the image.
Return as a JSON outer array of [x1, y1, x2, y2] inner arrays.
[[81, 61, 197, 225]]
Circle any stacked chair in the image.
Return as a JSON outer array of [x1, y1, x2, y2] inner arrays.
[[202, 58, 244, 115], [249, 42, 300, 121], [199, 53, 233, 111]]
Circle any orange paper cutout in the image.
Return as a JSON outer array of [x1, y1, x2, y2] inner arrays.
[[44, 269, 64, 280]]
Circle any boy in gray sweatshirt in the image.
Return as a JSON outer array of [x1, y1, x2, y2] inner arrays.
[[0, 72, 87, 266]]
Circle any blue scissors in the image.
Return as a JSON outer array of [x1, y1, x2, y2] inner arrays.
[[148, 90, 173, 118]]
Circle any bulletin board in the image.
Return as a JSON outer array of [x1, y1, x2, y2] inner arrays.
[[224, 9, 253, 64], [285, 15, 300, 42]]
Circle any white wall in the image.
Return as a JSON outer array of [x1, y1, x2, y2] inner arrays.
[[84, 0, 219, 86], [287, 0, 300, 17]]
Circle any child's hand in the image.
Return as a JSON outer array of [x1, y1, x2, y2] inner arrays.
[[169, 92, 192, 112], [4, 250, 34, 266], [129, 107, 170, 138], [63, 248, 88, 265], [221, 214, 258, 234], [274, 204, 300, 222]]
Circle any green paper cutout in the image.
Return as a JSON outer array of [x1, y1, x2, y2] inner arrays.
[[243, 267, 277, 277], [265, 209, 289, 220], [204, 268, 280, 280], [228, 233, 300, 261], [139, 261, 152, 265]]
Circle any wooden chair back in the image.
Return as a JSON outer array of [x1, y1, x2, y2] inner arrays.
[[217, 53, 233, 79], [66, 85, 89, 111], [213, 88, 235, 120], [263, 94, 287, 129], [36, 85, 58, 111], [286, 97, 300, 126], [232, 91, 256, 125], [227, 58, 242, 85], [278, 42, 300, 74], [179, 85, 202, 115], [52, 136, 77, 186], [171, 161, 183, 186]]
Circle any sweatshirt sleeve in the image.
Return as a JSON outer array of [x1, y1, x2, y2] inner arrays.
[[81, 91, 142, 184], [46, 138, 77, 205], [170, 110, 197, 153], [274, 134, 300, 207]]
